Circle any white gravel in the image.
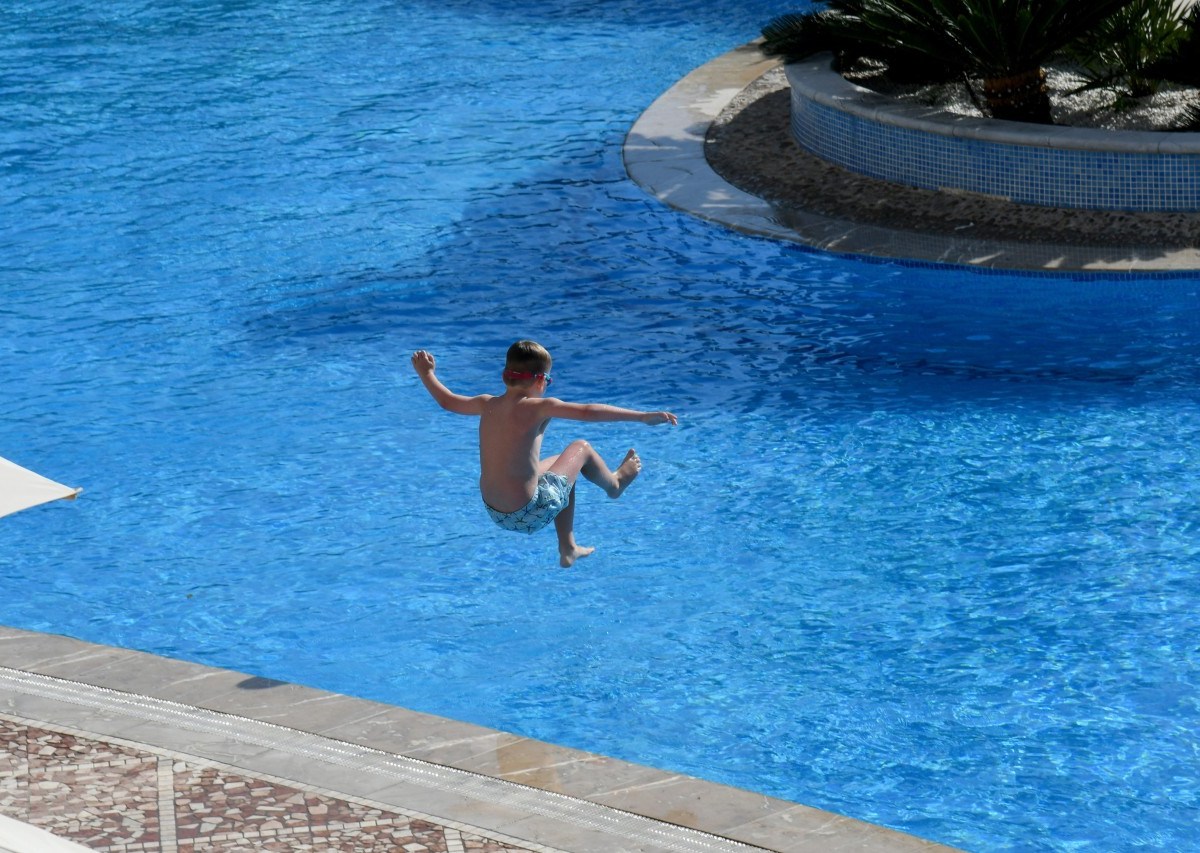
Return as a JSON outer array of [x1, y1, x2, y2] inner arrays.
[[848, 65, 1199, 131]]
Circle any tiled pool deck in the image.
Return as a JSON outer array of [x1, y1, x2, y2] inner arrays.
[[0, 627, 956, 852]]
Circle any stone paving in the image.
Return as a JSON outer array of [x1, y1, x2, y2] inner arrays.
[[0, 715, 540, 853]]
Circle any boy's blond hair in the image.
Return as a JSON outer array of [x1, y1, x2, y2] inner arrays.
[[503, 340, 552, 385]]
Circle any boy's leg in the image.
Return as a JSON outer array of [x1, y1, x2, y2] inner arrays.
[[543, 440, 641, 498], [541, 440, 642, 568], [542, 445, 593, 567], [552, 484, 593, 568]]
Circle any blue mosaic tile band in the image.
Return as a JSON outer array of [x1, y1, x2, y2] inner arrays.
[[786, 65, 1200, 212]]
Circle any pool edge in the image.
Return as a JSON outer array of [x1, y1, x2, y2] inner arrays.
[[625, 41, 1200, 274], [0, 625, 958, 852]]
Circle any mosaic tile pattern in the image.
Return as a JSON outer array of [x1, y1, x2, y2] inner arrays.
[[0, 717, 538, 853], [787, 63, 1200, 212]]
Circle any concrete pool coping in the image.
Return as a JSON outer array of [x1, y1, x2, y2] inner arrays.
[[624, 41, 1200, 273], [0, 625, 957, 852]]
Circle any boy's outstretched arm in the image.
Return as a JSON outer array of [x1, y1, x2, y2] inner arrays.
[[411, 350, 489, 416], [540, 398, 678, 426]]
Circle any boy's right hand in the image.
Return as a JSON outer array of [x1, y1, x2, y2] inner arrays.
[[411, 350, 436, 376], [642, 411, 678, 426]]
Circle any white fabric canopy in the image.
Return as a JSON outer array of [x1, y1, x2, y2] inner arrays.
[[0, 456, 81, 518]]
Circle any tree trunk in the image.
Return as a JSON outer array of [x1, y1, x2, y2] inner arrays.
[[982, 67, 1052, 124]]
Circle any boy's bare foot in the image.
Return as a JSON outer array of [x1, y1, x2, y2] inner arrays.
[[609, 449, 641, 498], [560, 544, 595, 568]]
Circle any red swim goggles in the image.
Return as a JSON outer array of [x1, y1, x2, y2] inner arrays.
[[503, 369, 552, 386]]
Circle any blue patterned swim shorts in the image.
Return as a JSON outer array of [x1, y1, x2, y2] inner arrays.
[[484, 472, 572, 534]]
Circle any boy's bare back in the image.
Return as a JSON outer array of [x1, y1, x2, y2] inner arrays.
[[477, 393, 556, 512]]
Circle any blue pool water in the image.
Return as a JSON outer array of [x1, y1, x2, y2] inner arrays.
[[5, 1, 1200, 850]]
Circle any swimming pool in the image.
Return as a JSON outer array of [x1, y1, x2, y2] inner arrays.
[[5, 1, 1200, 850]]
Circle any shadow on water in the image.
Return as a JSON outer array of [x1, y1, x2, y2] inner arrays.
[[241, 145, 1200, 412], [221, 0, 1200, 411]]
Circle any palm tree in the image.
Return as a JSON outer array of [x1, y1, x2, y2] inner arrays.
[[1058, 0, 1191, 99], [763, 0, 1143, 123]]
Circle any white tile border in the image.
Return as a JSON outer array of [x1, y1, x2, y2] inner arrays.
[[788, 54, 1200, 154]]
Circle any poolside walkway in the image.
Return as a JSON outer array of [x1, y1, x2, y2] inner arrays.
[[0, 627, 957, 852]]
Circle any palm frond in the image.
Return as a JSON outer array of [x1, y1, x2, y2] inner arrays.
[[1173, 99, 1200, 132], [760, 0, 1169, 122]]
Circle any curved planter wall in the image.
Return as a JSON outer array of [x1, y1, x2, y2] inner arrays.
[[786, 56, 1200, 212]]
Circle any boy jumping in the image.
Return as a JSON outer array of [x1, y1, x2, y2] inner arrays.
[[411, 341, 678, 567]]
